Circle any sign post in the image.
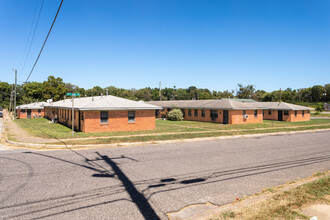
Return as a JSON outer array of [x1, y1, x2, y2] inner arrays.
[[66, 93, 80, 137]]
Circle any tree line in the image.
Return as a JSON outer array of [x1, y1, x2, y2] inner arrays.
[[0, 75, 329, 108]]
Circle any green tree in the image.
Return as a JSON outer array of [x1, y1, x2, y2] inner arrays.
[[311, 85, 324, 102], [323, 84, 330, 102], [236, 84, 255, 99], [42, 76, 67, 101], [86, 86, 104, 96], [23, 82, 43, 101], [0, 82, 12, 108]]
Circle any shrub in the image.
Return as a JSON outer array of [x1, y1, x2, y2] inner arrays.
[[315, 103, 324, 112], [167, 109, 183, 121]]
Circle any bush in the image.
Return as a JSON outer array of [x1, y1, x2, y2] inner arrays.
[[315, 103, 324, 112], [167, 109, 183, 121]]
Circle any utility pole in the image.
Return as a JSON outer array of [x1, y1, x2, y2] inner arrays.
[[159, 81, 162, 101], [13, 69, 17, 119], [72, 95, 74, 137], [9, 84, 13, 113]]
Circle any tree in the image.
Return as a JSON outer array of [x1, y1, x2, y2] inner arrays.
[[42, 76, 67, 101], [236, 84, 255, 99], [311, 85, 324, 102], [86, 86, 104, 96], [324, 84, 330, 102], [0, 82, 11, 108], [23, 82, 43, 101]]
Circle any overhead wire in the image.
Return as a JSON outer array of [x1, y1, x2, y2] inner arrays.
[[20, 0, 45, 77], [17, 0, 40, 71], [24, 0, 64, 84]]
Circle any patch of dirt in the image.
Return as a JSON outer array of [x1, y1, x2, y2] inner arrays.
[[301, 204, 330, 220], [3, 110, 61, 144]]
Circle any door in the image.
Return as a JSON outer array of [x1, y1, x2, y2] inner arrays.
[[278, 110, 283, 121], [223, 110, 229, 124], [78, 111, 81, 131], [27, 109, 31, 118]]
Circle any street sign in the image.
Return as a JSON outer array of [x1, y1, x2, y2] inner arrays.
[[66, 93, 80, 96]]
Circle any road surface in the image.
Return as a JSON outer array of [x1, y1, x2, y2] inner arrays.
[[0, 130, 329, 219]]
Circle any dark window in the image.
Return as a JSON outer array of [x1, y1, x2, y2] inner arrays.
[[21, 109, 26, 113], [295, 111, 297, 117], [167, 108, 172, 112], [128, 111, 135, 122], [268, 110, 271, 115], [254, 110, 258, 118], [302, 110, 304, 117], [155, 110, 159, 116], [210, 110, 218, 121], [243, 110, 246, 116], [194, 109, 198, 117], [202, 109, 205, 117], [284, 110, 289, 116], [307, 110, 310, 114], [188, 109, 192, 116], [100, 111, 108, 123]]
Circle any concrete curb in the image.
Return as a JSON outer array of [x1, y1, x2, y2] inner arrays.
[[6, 128, 330, 150]]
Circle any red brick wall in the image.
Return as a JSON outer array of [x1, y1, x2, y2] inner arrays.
[[166, 108, 262, 124], [263, 110, 310, 122], [230, 110, 263, 124], [83, 110, 155, 133], [17, 109, 44, 119]]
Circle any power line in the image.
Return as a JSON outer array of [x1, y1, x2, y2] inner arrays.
[[20, 0, 45, 75], [18, 0, 40, 70], [24, 0, 64, 83]]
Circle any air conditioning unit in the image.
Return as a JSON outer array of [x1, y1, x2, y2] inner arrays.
[[243, 115, 248, 119]]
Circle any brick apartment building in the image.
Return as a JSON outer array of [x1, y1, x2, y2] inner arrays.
[[148, 99, 312, 124], [16, 102, 50, 119], [148, 99, 265, 124], [254, 102, 312, 122], [44, 95, 161, 133]]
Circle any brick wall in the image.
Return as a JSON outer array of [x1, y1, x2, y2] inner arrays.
[[263, 110, 310, 122], [83, 110, 155, 133], [230, 110, 263, 124], [17, 109, 44, 119]]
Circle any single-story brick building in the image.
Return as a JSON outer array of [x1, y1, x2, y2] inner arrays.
[[44, 95, 161, 133], [148, 99, 265, 124], [253, 102, 313, 122], [148, 99, 313, 124], [16, 102, 50, 119]]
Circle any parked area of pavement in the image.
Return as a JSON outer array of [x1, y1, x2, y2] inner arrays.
[[0, 130, 329, 219]]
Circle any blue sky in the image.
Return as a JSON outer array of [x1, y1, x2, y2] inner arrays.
[[0, 0, 329, 92]]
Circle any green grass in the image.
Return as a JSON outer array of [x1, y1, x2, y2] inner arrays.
[[13, 118, 330, 143], [213, 174, 330, 220], [311, 112, 330, 117], [13, 118, 207, 139], [53, 123, 330, 145]]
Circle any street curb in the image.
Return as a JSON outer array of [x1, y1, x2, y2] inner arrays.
[[5, 128, 330, 150]]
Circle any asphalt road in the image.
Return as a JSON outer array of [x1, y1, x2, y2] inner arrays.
[[0, 131, 329, 220]]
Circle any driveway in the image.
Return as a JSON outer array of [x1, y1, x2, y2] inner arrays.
[[0, 130, 329, 219]]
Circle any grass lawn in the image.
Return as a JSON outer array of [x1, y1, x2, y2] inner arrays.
[[311, 112, 330, 117], [13, 118, 206, 139], [13, 118, 330, 144], [213, 173, 330, 220]]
